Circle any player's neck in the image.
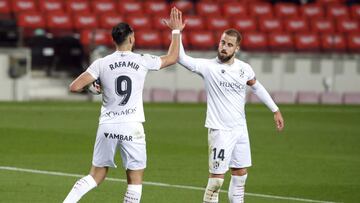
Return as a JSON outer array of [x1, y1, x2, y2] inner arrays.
[[116, 44, 132, 52]]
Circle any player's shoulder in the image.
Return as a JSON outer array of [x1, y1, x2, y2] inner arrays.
[[235, 59, 252, 70]]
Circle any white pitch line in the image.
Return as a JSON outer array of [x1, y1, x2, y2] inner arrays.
[[0, 166, 340, 203]]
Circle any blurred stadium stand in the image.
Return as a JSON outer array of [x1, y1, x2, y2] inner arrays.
[[0, 0, 358, 103]]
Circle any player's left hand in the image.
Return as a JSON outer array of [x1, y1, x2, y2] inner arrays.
[[274, 110, 284, 132], [163, 7, 186, 31]]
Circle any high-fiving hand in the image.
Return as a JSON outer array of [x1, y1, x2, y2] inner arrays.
[[163, 7, 186, 31]]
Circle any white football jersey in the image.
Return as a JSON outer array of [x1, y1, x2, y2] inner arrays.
[[86, 51, 161, 124], [179, 55, 255, 130]]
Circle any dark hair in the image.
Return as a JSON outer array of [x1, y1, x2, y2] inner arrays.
[[112, 22, 134, 45], [223, 29, 242, 45]]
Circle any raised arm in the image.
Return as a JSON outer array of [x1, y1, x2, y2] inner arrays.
[[178, 35, 202, 73], [159, 7, 185, 69], [247, 79, 284, 131]]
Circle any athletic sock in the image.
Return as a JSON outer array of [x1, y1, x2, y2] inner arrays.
[[63, 175, 97, 203], [203, 178, 224, 203], [228, 174, 247, 203], [123, 184, 142, 203]]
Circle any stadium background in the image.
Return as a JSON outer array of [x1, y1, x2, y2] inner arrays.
[[0, 0, 359, 202]]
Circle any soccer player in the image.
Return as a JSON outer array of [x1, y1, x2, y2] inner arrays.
[[177, 29, 284, 202], [63, 8, 185, 203]]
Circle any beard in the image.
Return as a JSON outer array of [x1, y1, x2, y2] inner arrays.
[[131, 45, 135, 51], [217, 51, 235, 63]]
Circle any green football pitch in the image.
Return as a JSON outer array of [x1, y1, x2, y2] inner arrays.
[[0, 102, 359, 203]]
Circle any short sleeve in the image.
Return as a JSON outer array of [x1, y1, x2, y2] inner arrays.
[[141, 54, 162, 71], [86, 59, 101, 79], [246, 64, 256, 81]]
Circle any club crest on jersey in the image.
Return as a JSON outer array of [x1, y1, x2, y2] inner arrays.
[[104, 133, 133, 141], [239, 69, 245, 78]]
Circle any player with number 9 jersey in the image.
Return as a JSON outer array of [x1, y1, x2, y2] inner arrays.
[[87, 52, 161, 124]]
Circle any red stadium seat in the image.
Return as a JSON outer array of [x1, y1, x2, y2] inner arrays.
[[144, 1, 169, 16], [258, 18, 283, 33], [135, 30, 162, 49], [284, 17, 309, 33], [297, 91, 320, 104], [216, 0, 239, 2], [316, 0, 345, 4], [232, 17, 257, 32], [175, 90, 199, 103], [206, 17, 230, 31], [188, 31, 216, 50], [39, 0, 63, 13], [170, 1, 194, 14], [326, 4, 349, 20], [151, 88, 174, 102], [17, 12, 45, 37], [274, 3, 298, 19], [241, 32, 268, 51], [196, 2, 221, 17], [311, 19, 335, 33], [336, 19, 359, 34], [0, 0, 11, 14], [184, 15, 205, 31], [320, 92, 342, 104], [99, 13, 124, 30], [17, 12, 45, 28], [91, 0, 116, 14], [66, 0, 90, 14], [249, 2, 273, 18], [351, 5, 360, 20], [81, 29, 111, 46], [268, 32, 294, 51], [162, 31, 189, 48], [299, 4, 324, 19], [347, 34, 360, 52], [294, 33, 320, 52], [222, 2, 247, 18], [321, 33, 346, 52], [152, 15, 169, 31], [118, 1, 143, 15], [74, 13, 98, 30], [126, 15, 151, 30], [12, 0, 37, 13], [46, 13, 73, 36]]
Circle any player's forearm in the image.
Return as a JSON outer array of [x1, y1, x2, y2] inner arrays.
[[178, 36, 198, 72], [250, 81, 279, 112], [160, 31, 180, 68], [69, 72, 95, 93]]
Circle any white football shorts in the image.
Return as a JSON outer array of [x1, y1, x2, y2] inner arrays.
[[208, 125, 252, 174], [92, 122, 146, 170]]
